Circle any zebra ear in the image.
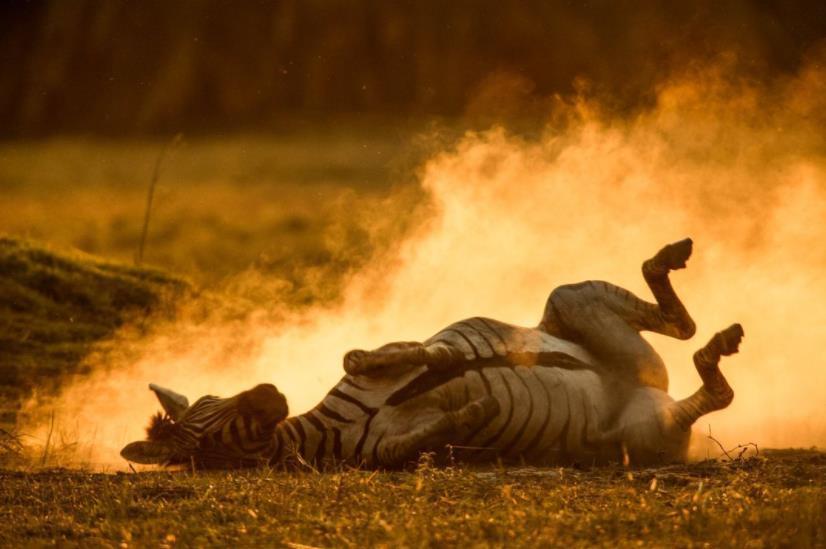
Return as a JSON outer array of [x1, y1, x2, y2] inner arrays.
[[120, 440, 176, 465], [149, 383, 189, 421]]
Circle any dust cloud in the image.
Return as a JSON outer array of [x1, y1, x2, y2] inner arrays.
[[22, 50, 826, 468]]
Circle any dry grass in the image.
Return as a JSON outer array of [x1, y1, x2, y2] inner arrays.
[[1, 133, 824, 547], [0, 450, 822, 547]]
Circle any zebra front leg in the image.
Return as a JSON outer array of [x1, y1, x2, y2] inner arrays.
[[344, 341, 466, 376], [376, 396, 500, 467], [642, 237, 697, 340]]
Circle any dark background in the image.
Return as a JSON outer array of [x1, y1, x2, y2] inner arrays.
[[2, 0, 825, 136]]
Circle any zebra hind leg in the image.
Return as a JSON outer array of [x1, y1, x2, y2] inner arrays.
[[542, 282, 681, 390], [540, 239, 696, 343], [377, 396, 500, 467], [642, 237, 697, 340]]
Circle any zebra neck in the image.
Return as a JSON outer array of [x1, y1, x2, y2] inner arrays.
[[270, 411, 337, 467]]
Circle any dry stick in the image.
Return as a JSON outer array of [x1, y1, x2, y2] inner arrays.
[[0, 428, 24, 457], [707, 425, 733, 460], [136, 134, 182, 265], [733, 442, 760, 458], [40, 410, 55, 467], [707, 425, 759, 461]]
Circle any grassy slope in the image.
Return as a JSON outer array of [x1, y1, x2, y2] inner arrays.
[[0, 237, 188, 425], [0, 450, 822, 547]]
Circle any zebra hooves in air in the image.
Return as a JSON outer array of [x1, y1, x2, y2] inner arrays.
[[643, 237, 693, 277], [693, 323, 744, 378], [709, 323, 744, 357], [641, 237, 697, 341]]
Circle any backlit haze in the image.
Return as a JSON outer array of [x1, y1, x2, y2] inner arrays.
[[22, 52, 826, 468]]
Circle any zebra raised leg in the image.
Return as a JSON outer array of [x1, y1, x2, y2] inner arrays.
[[669, 323, 743, 430], [540, 238, 697, 390], [346, 238, 698, 386], [641, 237, 697, 339], [376, 396, 500, 467]]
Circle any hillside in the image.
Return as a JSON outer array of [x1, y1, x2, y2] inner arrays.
[[0, 236, 188, 426]]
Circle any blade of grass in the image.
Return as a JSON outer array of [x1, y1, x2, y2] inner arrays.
[[137, 134, 182, 265]]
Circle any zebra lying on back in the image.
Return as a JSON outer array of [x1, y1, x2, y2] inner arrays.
[[122, 238, 744, 468]]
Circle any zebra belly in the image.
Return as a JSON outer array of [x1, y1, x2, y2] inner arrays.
[[457, 366, 609, 464]]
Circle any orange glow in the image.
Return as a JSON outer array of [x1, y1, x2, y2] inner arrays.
[[21, 53, 826, 468]]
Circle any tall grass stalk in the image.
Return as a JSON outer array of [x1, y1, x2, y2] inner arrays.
[[136, 134, 182, 265], [39, 411, 54, 467]]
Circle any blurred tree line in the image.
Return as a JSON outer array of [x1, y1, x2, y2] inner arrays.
[[1, 0, 824, 136]]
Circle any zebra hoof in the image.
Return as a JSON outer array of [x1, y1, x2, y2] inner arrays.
[[645, 237, 693, 275], [714, 323, 744, 356]]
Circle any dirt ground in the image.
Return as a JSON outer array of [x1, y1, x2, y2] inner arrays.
[[0, 449, 821, 547]]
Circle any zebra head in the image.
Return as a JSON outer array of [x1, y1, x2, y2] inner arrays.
[[120, 383, 288, 467]]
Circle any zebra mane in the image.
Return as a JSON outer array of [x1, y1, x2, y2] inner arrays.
[[146, 411, 177, 442]]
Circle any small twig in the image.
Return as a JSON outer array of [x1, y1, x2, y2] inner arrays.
[[445, 445, 497, 452], [707, 425, 733, 460], [707, 426, 759, 461], [136, 133, 182, 265], [732, 442, 759, 458], [0, 428, 24, 456], [40, 411, 55, 467]]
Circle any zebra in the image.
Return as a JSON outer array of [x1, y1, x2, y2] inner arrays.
[[121, 238, 743, 468]]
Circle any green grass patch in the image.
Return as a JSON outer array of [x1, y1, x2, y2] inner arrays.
[[0, 237, 189, 425]]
